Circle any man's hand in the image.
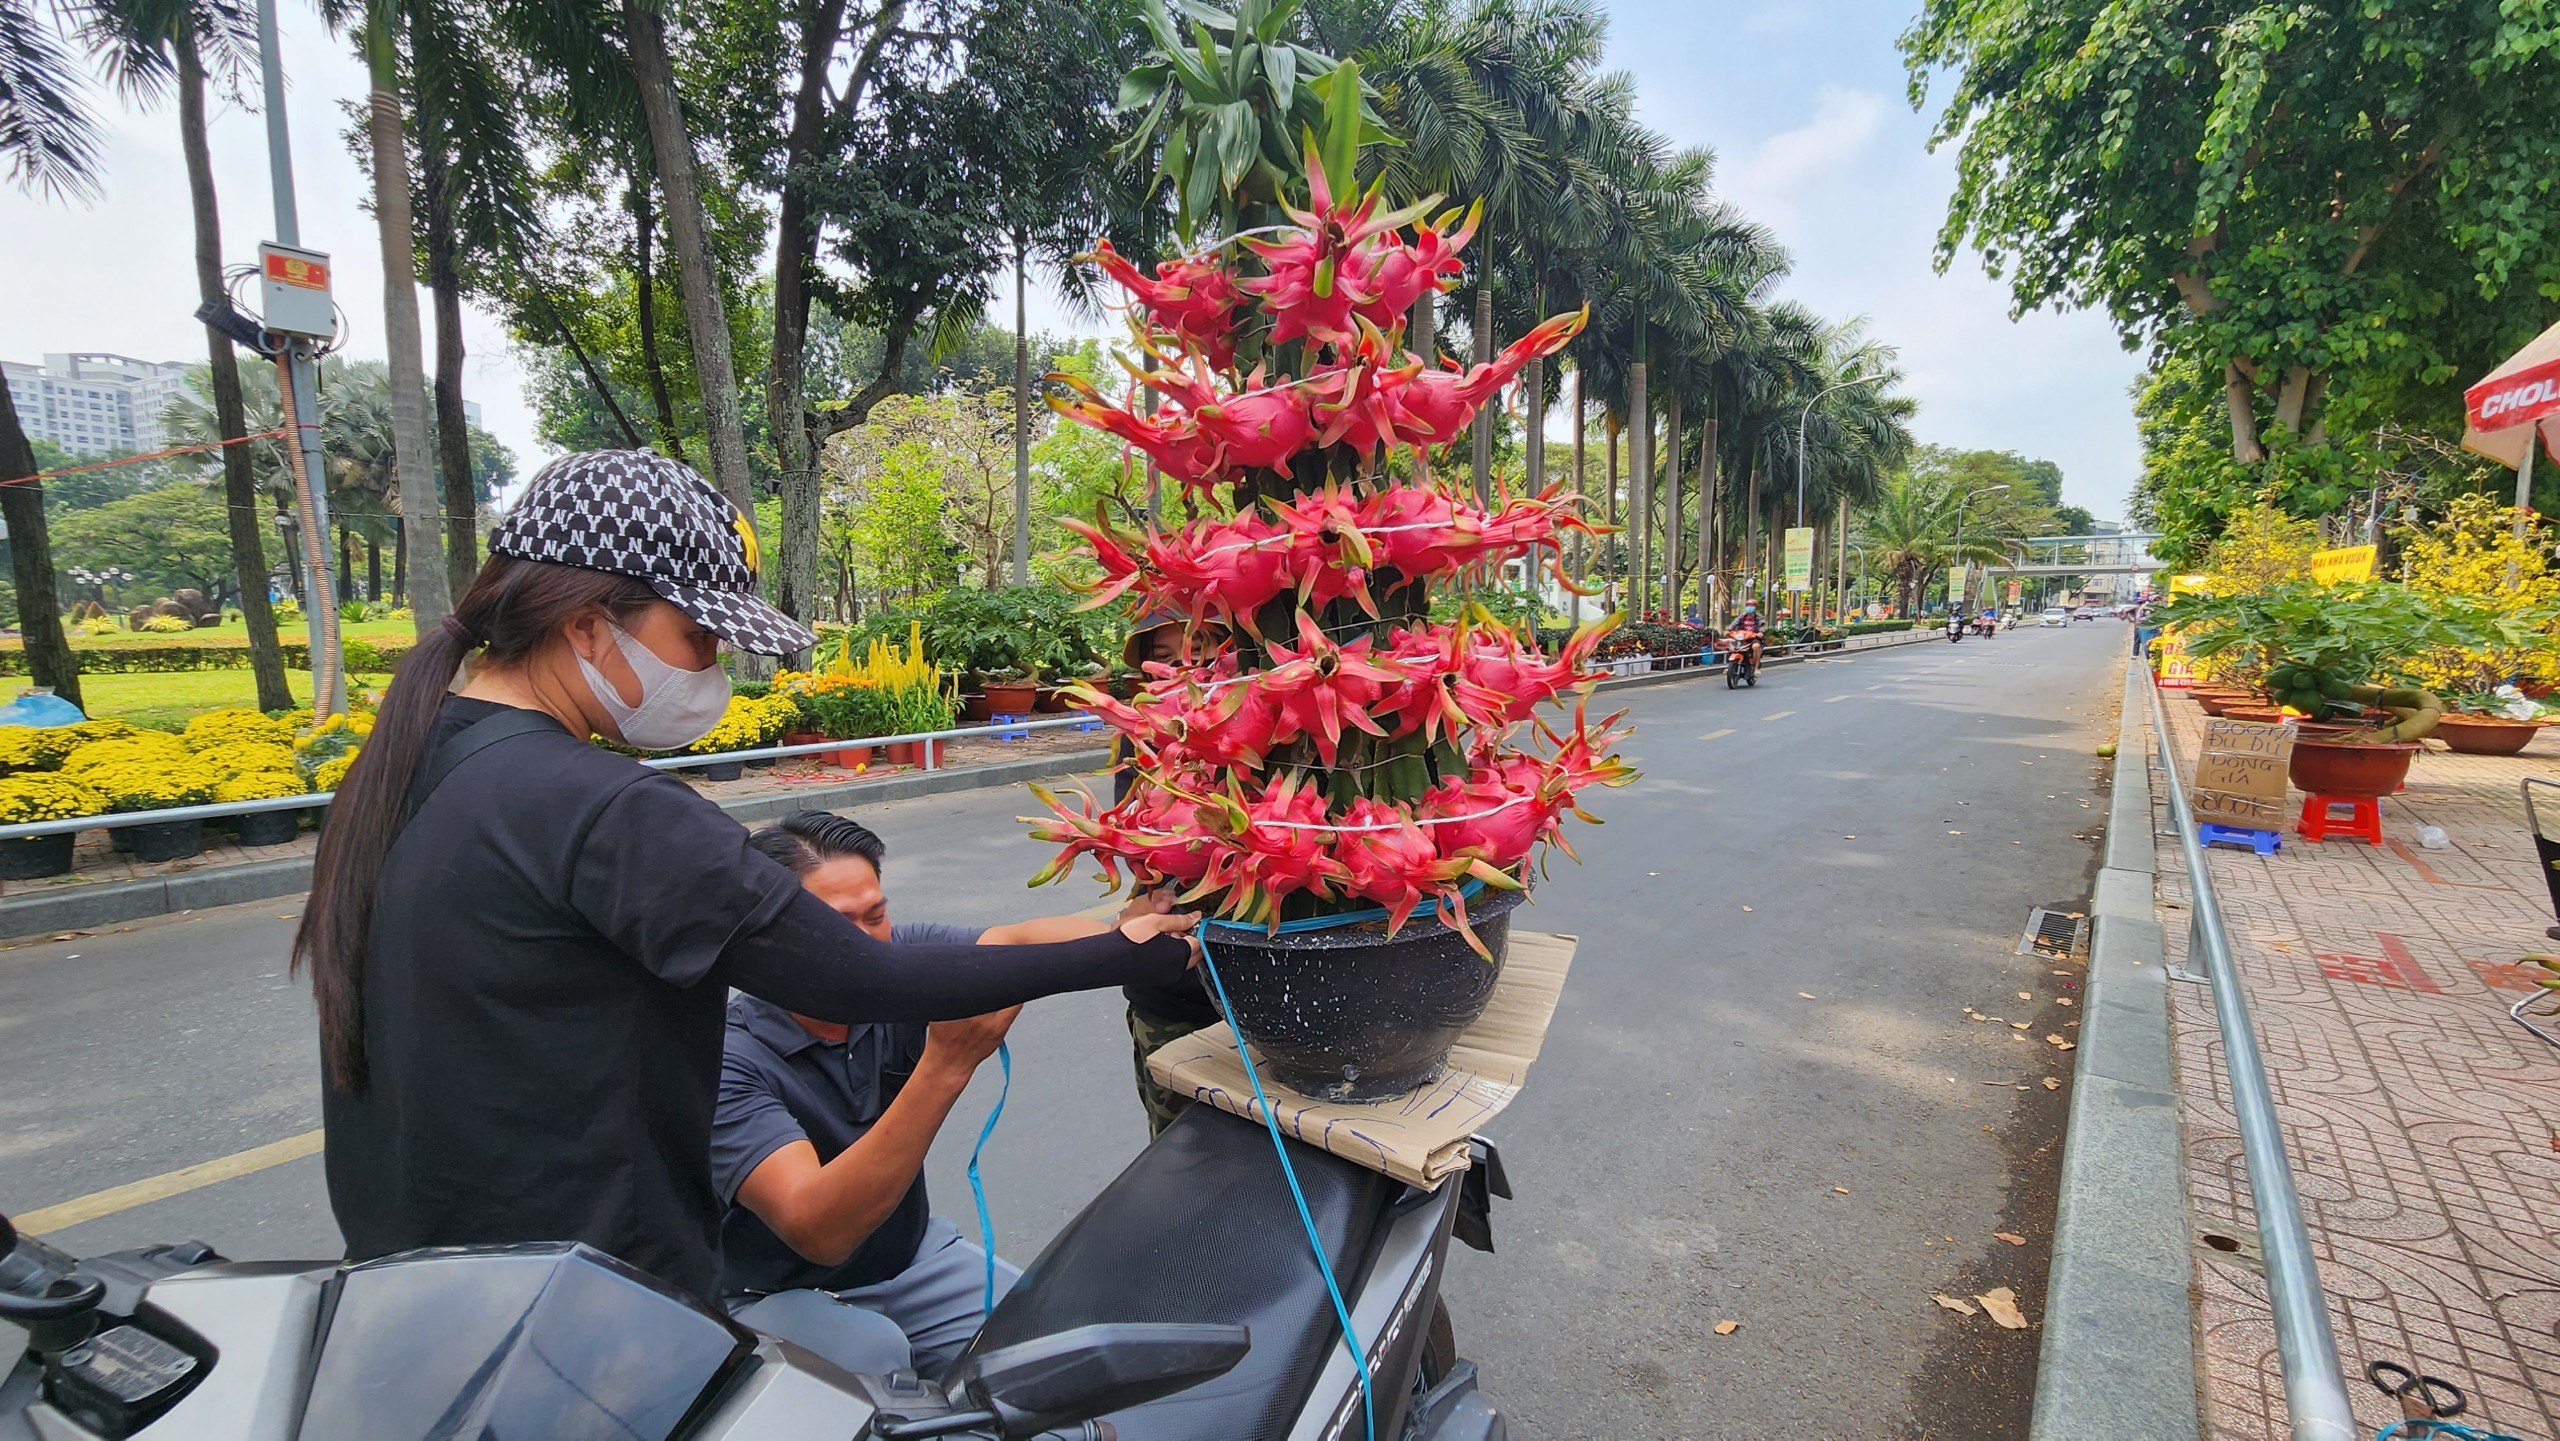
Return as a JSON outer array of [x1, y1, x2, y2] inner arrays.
[[921, 1006, 1020, 1078], [1119, 886, 1175, 924]]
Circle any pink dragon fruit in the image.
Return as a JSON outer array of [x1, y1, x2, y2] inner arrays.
[[1257, 612, 1402, 765], [1087, 239, 1243, 370]]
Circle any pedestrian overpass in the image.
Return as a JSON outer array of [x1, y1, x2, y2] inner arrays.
[[1992, 531, 2162, 578]]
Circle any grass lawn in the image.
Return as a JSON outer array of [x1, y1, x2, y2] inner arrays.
[[21, 616, 422, 652], [72, 669, 392, 731]]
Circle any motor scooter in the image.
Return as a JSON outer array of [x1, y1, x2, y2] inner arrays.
[[0, 1105, 1509, 1441], [1723, 633, 1761, 688], [1945, 613, 1965, 643]]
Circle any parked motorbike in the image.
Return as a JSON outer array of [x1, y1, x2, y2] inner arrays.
[[0, 1106, 1510, 1441]]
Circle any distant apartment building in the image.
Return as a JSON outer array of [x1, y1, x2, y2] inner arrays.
[[3, 354, 196, 458]]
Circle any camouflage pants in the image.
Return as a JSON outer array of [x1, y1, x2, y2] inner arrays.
[[1126, 1006, 1213, 1138]]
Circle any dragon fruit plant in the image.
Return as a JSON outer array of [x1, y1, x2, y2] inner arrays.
[[1025, 157, 1636, 952]]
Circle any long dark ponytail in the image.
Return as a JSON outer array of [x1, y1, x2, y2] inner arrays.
[[296, 555, 660, 1093]]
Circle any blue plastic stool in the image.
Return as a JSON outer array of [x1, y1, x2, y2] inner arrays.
[[2198, 823, 2281, 855], [989, 713, 1031, 741]]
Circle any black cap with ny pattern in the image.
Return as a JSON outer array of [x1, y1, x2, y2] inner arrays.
[[488, 449, 817, 656]]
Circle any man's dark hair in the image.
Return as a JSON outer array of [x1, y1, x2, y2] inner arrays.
[[749, 810, 886, 876]]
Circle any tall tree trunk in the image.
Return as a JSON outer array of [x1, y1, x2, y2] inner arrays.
[[367, 536, 382, 601], [2224, 362, 2264, 464], [1698, 416, 1718, 626], [420, 148, 479, 604], [768, 0, 851, 666], [393, 515, 406, 603], [632, 178, 684, 460], [1603, 411, 1619, 610], [0, 386, 77, 708], [1470, 280, 1494, 506], [179, 25, 288, 711], [625, 0, 753, 515], [363, 23, 453, 633], [1569, 365, 1585, 624], [1628, 362, 1648, 615], [338, 525, 353, 603], [1011, 230, 1031, 586], [1662, 388, 1682, 615], [1745, 461, 1761, 615], [1411, 290, 1436, 362]]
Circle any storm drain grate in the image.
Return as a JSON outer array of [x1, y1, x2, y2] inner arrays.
[[2018, 908, 2089, 961]]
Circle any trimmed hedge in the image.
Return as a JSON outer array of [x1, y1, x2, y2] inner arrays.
[[0, 637, 412, 676], [1840, 620, 1915, 636]]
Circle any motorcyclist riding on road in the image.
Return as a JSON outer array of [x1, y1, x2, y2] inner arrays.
[[1727, 602, 1766, 665]]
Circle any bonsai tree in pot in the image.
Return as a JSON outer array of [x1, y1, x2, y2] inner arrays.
[[1022, 143, 1633, 1101], [2162, 580, 2529, 793]]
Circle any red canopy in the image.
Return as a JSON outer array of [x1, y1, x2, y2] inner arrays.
[[2462, 319, 2560, 470]]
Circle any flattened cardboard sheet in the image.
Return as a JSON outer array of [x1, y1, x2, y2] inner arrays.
[[1147, 930, 1577, 1188]]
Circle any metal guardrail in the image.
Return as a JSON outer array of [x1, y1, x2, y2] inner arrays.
[[0, 712, 1112, 842], [2144, 670, 2358, 1441]]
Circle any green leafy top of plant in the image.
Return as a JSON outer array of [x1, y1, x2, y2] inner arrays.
[[2159, 581, 2532, 719]]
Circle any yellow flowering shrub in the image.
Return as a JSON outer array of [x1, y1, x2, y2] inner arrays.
[[196, 743, 300, 780], [2398, 494, 2560, 696], [685, 693, 796, 755], [63, 733, 190, 776], [2201, 504, 2321, 596], [214, 771, 308, 804], [82, 757, 220, 812], [66, 719, 136, 745], [184, 708, 293, 752], [0, 725, 88, 772], [294, 711, 373, 778], [313, 752, 358, 793], [0, 774, 106, 823]]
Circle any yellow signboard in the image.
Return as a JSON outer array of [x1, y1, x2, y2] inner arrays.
[[2155, 626, 2196, 688], [2311, 545, 2376, 585], [1782, 527, 1815, 591], [2167, 573, 2211, 596]]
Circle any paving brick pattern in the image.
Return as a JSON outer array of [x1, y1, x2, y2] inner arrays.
[[2148, 695, 2560, 1439]]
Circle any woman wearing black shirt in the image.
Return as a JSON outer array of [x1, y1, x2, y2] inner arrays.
[[300, 450, 1194, 1298]]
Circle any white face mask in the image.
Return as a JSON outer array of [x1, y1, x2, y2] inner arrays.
[[577, 619, 732, 751]]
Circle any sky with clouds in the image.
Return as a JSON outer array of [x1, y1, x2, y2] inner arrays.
[[0, 0, 2146, 520]]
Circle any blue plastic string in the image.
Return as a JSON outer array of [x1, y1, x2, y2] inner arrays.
[[966, 1040, 1013, 1318], [1194, 930, 1375, 1441], [1202, 877, 1487, 937], [2378, 1423, 2523, 1441]]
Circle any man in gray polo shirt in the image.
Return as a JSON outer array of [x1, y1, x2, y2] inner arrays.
[[711, 810, 1162, 1380]]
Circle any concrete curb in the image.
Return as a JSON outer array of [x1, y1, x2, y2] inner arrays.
[[2028, 655, 2200, 1440], [0, 746, 1114, 940]]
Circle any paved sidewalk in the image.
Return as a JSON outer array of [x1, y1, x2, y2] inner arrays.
[[2150, 695, 2560, 1438]]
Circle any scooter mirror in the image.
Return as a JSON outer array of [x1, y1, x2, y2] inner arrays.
[[943, 1322, 1252, 1439]]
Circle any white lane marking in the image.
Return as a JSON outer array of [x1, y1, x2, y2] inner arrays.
[[1762, 710, 1796, 721], [1698, 728, 1735, 742]]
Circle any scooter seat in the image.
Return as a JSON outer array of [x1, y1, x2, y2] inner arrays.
[[962, 1104, 1397, 1440]]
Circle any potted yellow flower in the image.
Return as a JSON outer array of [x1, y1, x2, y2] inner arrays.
[[0, 774, 106, 878], [213, 770, 312, 846], [65, 732, 192, 853], [82, 756, 221, 860]]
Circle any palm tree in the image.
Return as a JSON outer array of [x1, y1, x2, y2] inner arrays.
[[0, 0, 103, 705], [74, 0, 295, 708], [166, 357, 406, 600], [314, 0, 451, 630]]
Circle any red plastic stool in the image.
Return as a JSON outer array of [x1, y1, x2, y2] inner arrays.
[[2297, 793, 2384, 845]]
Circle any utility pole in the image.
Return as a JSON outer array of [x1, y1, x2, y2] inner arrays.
[[1012, 233, 1031, 586], [254, 0, 344, 717]]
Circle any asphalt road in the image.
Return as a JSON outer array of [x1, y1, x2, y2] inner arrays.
[[0, 620, 2130, 1438]]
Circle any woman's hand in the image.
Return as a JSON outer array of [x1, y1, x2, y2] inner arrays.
[[1118, 886, 1175, 924], [1120, 909, 1202, 969]]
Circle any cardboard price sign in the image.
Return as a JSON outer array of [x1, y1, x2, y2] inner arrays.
[[2190, 717, 2295, 829]]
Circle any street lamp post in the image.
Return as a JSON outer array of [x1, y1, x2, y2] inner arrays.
[[1951, 483, 2009, 614], [1795, 372, 1886, 529]]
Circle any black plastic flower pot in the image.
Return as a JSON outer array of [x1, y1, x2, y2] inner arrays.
[[700, 761, 745, 782], [118, 818, 204, 863], [0, 832, 75, 880], [1202, 886, 1527, 1103], [232, 809, 303, 847]]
